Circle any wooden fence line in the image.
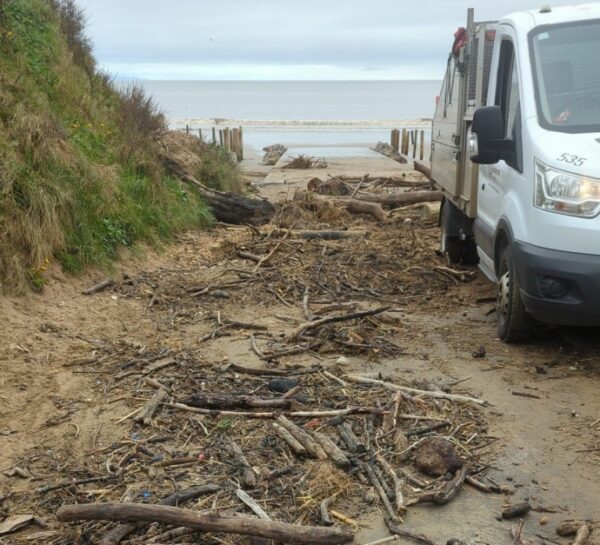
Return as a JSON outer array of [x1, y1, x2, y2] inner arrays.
[[391, 128, 427, 160], [184, 125, 244, 162]]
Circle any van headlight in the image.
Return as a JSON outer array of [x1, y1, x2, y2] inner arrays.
[[535, 160, 600, 218]]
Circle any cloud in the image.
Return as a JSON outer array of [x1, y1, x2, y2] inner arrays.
[[78, 0, 550, 80]]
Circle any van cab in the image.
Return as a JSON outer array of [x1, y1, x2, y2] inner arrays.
[[431, 4, 600, 341]]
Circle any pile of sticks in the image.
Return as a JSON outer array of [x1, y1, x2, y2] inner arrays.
[[36, 347, 497, 544]]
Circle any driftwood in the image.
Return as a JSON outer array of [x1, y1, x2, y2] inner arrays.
[[276, 416, 328, 460], [412, 466, 467, 506], [356, 190, 442, 209], [294, 190, 385, 222], [226, 438, 257, 488], [134, 388, 168, 425], [82, 279, 114, 295], [364, 463, 400, 523], [413, 160, 432, 179], [98, 485, 219, 545], [297, 230, 356, 240], [236, 489, 271, 520], [385, 519, 437, 545], [169, 402, 382, 419], [182, 393, 291, 410], [290, 307, 390, 339], [273, 422, 307, 455], [161, 153, 275, 225], [57, 503, 354, 545], [573, 524, 591, 545], [227, 363, 317, 377], [345, 375, 486, 406], [312, 432, 351, 468], [336, 422, 366, 454], [375, 453, 406, 514], [320, 496, 336, 526]]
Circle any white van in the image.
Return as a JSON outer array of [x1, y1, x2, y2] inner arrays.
[[431, 4, 600, 342]]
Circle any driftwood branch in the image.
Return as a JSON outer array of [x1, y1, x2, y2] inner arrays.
[[385, 519, 438, 545], [276, 416, 328, 460], [99, 485, 219, 545], [290, 307, 390, 339], [58, 503, 354, 545], [226, 438, 257, 488], [345, 375, 486, 406]]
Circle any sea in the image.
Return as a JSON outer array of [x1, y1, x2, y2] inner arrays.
[[139, 80, 441, 155]]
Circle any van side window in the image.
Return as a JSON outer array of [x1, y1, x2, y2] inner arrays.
[[495, 40, 523, 172]]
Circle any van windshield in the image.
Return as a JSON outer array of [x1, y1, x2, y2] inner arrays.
[[530, 20, 600, 133]]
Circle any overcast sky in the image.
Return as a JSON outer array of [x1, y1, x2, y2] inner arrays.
[[77, 1, 548, 80]]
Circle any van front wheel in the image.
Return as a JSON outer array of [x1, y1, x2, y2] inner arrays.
[[496, 245, 534, 342]]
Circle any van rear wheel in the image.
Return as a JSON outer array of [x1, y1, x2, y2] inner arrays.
[[440, 200, 463, 264], [497, 245, 534, 342]]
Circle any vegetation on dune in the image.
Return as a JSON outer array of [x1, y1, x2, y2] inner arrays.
[[0, 0, 240, 292]]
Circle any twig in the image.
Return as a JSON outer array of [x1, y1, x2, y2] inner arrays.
[[236, 489, 271, 520], [290, 307, 390, 339], [320, 496, 336, 526], [375, 454, 406, 514], [345, 375, 486, 406], [385, 519, 438, 545], [227, 438, 257, 488]]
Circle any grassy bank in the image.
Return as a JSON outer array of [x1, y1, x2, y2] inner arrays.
[[0, 0, 239, 292]]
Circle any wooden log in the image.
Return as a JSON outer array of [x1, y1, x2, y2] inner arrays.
[[182, 393, 291, 411], [99, 485, 219, 545], [312, 432, 351, 469], [82, 279, 114, 295], [134, 388, 168, 425], [356, 190, 442, 209], [345, 199, 386, 222], [413, 160, 431, 180], [161, 164, 275, 225], [273, 422, 307, 456], [336, 422, 366, 454], [294, 190, 385, 222], [57, 504, 354, 545], [276, 416, 328, 460], [226, 438, 257, 489]]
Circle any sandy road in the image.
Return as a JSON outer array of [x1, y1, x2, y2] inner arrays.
[[0, 149, 598, 544]]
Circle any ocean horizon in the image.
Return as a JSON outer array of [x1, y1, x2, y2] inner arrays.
[[139, 80, 441, 151]]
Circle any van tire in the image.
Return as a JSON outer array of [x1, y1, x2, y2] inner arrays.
[[497, 245, 534, 342], [441, 201, 463, 264], [463, 238, 479, 265]]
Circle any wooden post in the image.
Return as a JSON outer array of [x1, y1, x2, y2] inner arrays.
[[238, 126, 244, 161], [419, 130, 425, 160], [412, 130, 417, 158], [219, 130, 224, 148], [401, 129, 407, 155], [224, 128, 231, 151], [198, 128, 203, 142], [186, 124, 190, 134], [212, 127, 217, 144]]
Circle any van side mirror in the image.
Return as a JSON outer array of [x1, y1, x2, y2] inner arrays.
[[470, 106, 506, 164]]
